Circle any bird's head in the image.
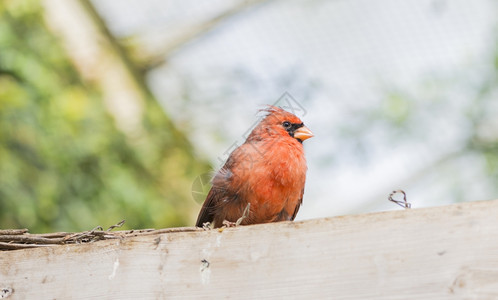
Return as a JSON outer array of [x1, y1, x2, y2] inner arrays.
[[249, 105, 314, 144]]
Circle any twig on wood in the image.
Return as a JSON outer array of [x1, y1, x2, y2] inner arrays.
[[62, 225, 108, 244], [0, 229, 28, 235], [388, 190, 411, 209], [139, 227, 203, 235], [0, 222, 203, 251], [0, 242, 57, 250], [32, 232, 73, 238], [0, 235, 63, 244], [106, 220, 125, 231]]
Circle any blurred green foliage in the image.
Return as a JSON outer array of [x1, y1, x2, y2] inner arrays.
[[0, 1, 209, 232]]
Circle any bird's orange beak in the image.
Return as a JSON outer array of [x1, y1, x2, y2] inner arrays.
[[294, 126, 314, 141]]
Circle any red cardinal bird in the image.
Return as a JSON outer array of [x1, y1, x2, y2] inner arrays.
[[196, 106, 313, 228]]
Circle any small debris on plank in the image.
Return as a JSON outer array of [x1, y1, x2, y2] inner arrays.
[[388, 190, 411, 209]]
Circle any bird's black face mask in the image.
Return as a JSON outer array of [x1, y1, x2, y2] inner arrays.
[[283, 121, 305, 143]]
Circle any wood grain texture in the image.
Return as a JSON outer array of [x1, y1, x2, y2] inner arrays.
[[2, 200, 498, 299]]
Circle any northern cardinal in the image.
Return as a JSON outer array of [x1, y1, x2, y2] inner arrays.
[[196, 106, 313, 228]]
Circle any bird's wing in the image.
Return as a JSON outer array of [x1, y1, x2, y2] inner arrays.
[[290, 188, 304, 221], [195, 186, 220, 227], [195, 150, 240, 227]]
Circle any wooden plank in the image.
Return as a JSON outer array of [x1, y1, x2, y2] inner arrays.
[[1, 200, 498, 299]]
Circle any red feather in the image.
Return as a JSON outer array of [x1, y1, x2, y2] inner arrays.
[[196, 106, 313, 227]]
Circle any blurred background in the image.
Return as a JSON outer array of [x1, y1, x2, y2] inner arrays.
[[0, 0, 497, 232]]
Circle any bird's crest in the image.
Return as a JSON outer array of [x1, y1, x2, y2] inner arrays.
[[259, 105, 285, 115], [259, 105, 303, 124]]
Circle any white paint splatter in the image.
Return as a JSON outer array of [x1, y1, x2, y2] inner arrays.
[[108, 258, 120, 280]]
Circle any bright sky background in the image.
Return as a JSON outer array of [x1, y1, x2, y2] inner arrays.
[[94, 0, 497, 220]]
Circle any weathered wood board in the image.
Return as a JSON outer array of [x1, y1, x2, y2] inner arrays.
[[2, 200, 498, 299]]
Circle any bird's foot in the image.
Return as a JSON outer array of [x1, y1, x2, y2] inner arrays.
[[221, 220, 238, 228], [219, 203, 251, 231], [201, 222, 212, 230], [218, 220, 238, 232]]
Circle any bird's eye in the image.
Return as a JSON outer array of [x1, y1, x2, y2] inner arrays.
[[282, 121, 291, 128]]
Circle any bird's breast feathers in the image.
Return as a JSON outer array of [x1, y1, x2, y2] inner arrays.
[[224, 137, 306, 201]]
